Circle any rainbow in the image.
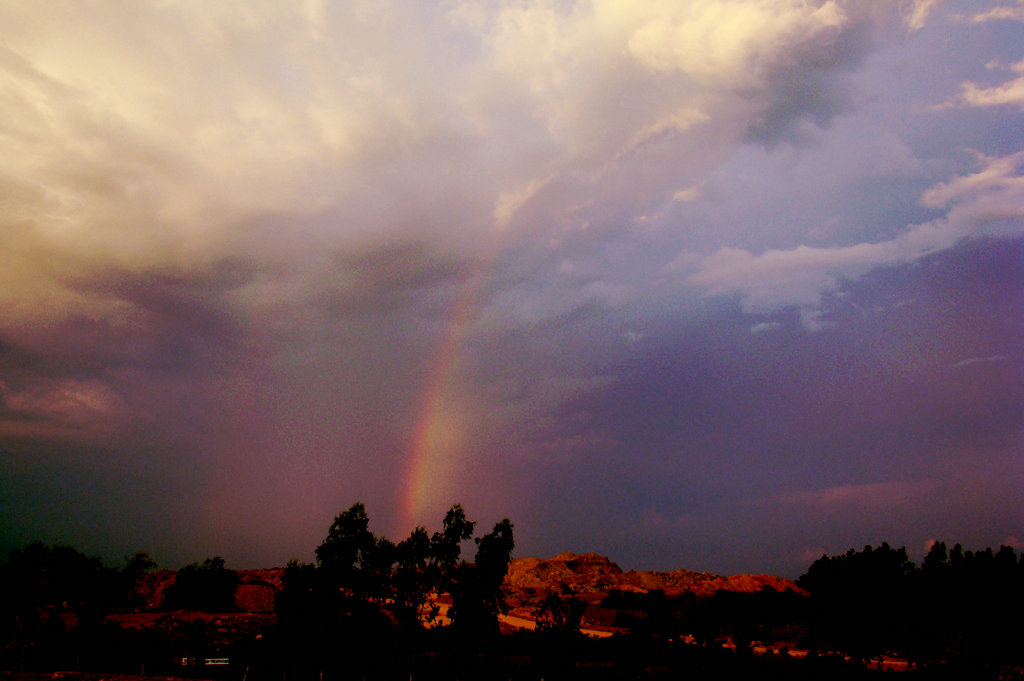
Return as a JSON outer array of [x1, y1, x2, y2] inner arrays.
[[399, 260, 487, 531]]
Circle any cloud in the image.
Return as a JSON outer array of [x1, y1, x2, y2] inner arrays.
[[919, 152, 1024, 207], [749, 321, 783, 335], [956, 59, 1024, 109], [778, 480, 939, 511], [905, 0, 944, 31], [952, 0, 1024, 24], [673, 184, 704, 203], [0, 1, 896, 337], [624, 1, 846, 83], [946, 3, 1024, 108], [1, 0, 1021, 571], [687, 242, 897, 310], [953, 355, 1008, 368], [0, 378, 125, 440], [685, 152, 1024, 322]]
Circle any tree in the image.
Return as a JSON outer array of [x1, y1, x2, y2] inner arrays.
[[0, 543, 120, 632], [124, 551, 157, 575], [448, 518, 515, 638], [164, 556, 239, 612], [396, 526, 430, 571], [535, 590, 585, 635], [922, 541, 948, 575], [316, 502, 378, 591], [798, 543, 915, 660], [393, 526, 434, 628], [120, 552, 157, 611], [429, 504, 476, 570]]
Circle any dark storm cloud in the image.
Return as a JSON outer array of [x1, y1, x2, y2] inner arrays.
[[743, 7, 873, 145], [69, 265, 255, 370], [311, 243, 478, 318]]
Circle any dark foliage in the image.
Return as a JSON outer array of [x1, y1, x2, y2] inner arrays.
[[798, 541, 1024, 667], [163, 556, 239, 612], [535, 590, 586, 634], [259, 502, 515, 677], [447, 517, 515, 638], [0, 543, 161, 672], [0, 543, 121, 639], [3, 530, 1022, 679]]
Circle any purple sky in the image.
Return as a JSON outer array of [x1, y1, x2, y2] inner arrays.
[[1, 0, 1022, 578]]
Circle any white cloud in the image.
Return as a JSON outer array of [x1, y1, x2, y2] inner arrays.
[[919, 151, 1024, 207], [685, 152, 1024, 322], [905, 0, 943, 31], [624, 1, 846, 86], [749, 321, 783, 334], [953, 355, 1008, 368], [953, 0, 1024, 24], [686, 241, 897, 314], [673, 184, 705, 203], [957, 59, 1024, 109], [493, 175, 554, 229]]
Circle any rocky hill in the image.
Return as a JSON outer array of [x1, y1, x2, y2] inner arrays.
[[135, 567, 285, 612], [505, 552, 802, 597], [502, 552, 804, 627]]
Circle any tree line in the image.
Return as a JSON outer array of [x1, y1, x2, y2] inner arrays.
[[0, 502, 516, 677], [796, 541, 1024, 666], [3, 515, 1023, 678], [266, 502, 515, 678]]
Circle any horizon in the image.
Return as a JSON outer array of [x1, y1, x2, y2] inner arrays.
[[3, 529, 1013, 582], [1, 0, 1022, 580]]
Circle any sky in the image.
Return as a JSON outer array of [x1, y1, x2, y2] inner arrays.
[[1, 0, 1022, 578]]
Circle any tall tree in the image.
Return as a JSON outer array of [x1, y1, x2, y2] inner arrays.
[[448, 518, 514, 638], [315, 501, 378, 593]]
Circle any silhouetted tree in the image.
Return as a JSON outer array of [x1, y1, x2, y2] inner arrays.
[[799, 543, 915, 660], [0, 543, 120, 631], [397, 526, 431, 570], [429, 504, 476, 570], [535, 591, 585, 635], [922, 541, 948, 575], [0, 543, 129, 671], [273, 559, 320, 627], [800, 540, 1024, 667], [164, 556, 238, 612], [393, 526, 434, 628], [315, 502, 379, 591], [123, 551, 157, 576], [270, 502, 516, 676], [448, 518, 515, 638]]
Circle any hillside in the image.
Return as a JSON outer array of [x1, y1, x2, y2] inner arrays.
[[502, 552, 803, 631], [505, 552, 801, 597]]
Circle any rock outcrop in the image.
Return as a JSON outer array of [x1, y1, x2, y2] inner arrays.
[[505, 552, 803, 598]]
